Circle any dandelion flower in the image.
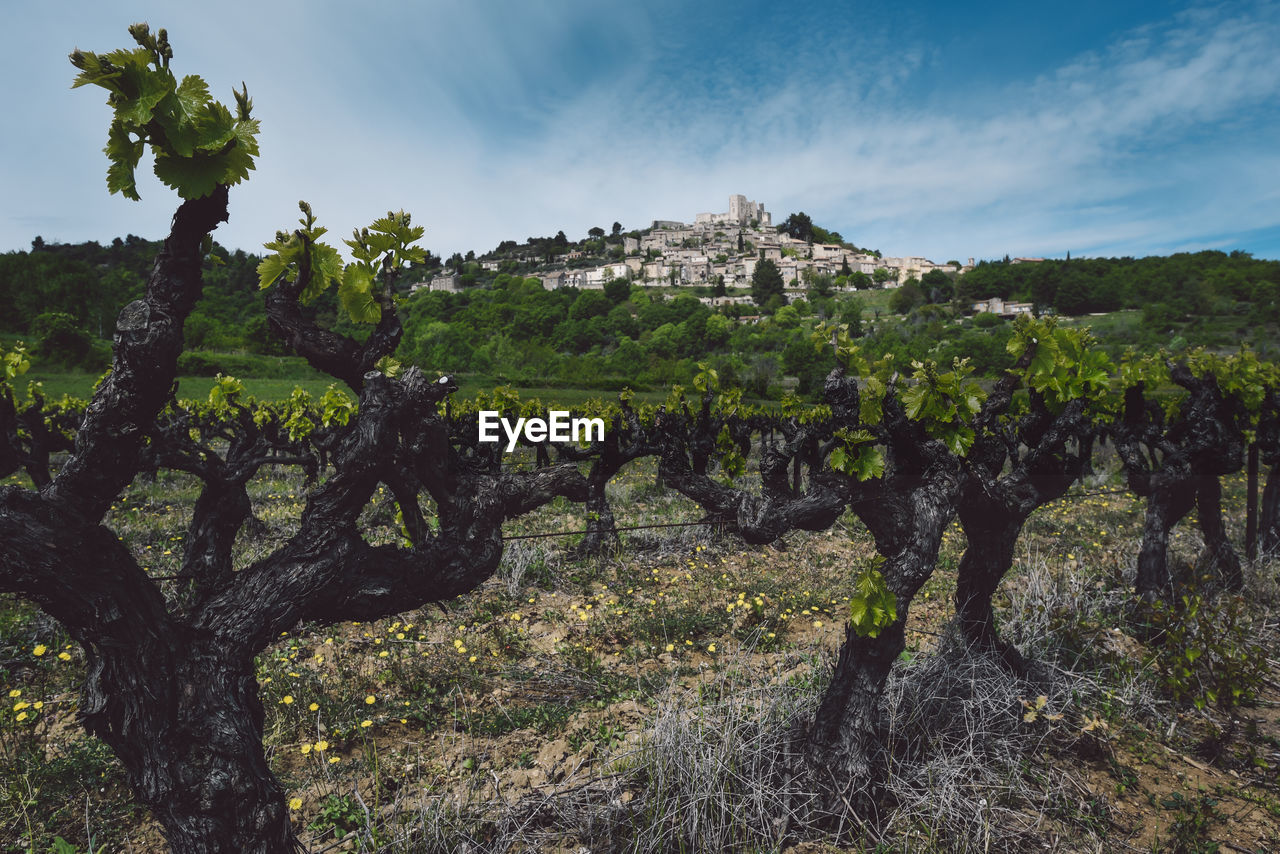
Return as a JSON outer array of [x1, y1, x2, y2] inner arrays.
[[300, 744, 312, 755], [309, 703, 319, 712], [289, 797, 303, 810], [282, 695, 294, 705], [360, 720, 372, 728], [32, 645, 46, 657], [365, 695, 376, 705]]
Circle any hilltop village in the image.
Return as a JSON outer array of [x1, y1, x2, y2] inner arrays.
[[413, 195, 984, 305]]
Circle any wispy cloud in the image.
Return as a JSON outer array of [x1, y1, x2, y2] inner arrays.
[[2, 1, 1278, 262]]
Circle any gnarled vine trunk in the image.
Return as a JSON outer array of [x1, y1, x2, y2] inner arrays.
[[1196, 474, 1242, 589], [1134, 478, 1197, 599], [954, 506, 1030, 672]]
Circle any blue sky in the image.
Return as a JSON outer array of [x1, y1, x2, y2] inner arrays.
[[3, 1, 1279, 263]]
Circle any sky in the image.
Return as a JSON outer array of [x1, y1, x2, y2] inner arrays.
[[3, 0, 1279, 264]]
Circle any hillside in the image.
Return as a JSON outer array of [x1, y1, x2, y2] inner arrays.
[[4, 227, 1279, 402]]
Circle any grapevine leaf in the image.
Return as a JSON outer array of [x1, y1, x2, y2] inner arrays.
[[70, 50, 122, 90], [256, 252, 291, 291], [851, 445, 885, 481], [104, 121, 144, 199], [153, 148, 225, 199], [301, 243, 343, 304], [115, 62, 172, 127], [901, 383, 927, 421], [1028, 337, 1058, 379], [151, 74, 210, 156], [339, 265, 382, 324]]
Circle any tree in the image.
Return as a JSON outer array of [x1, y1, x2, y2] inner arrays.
[[712, 274, 726, 297], [778, 211, 814, 243], [921, 268, 953, 303], [849, 270, 872, 290], [0, 27, 588, 853], [751, 258, 785, 307], [807, 270, 834, 300], [889, 279, 924, 314], [838, 297, 863, 336], [588, 226, 605, 239], [611, 221, 622, 237], [872, 267, 894, 288], [603, 276, 631, 303]]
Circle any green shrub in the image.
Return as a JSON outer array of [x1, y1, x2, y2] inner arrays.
[[30, 312, 108, 371], [175, 350, 321, 379], [1144, 593, 1269, 711]]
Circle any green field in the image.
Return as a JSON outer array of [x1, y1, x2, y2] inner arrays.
[[26, 372, 723, 408], [25, 372, 345, 403]]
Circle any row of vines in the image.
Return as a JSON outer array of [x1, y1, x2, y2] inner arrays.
[[1, 23, 1277, 853]]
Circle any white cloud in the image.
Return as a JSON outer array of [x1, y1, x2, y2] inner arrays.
[[3, 1, 1278, 262]]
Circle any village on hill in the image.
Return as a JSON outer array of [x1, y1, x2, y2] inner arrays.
[[412, 195, 995, 306]]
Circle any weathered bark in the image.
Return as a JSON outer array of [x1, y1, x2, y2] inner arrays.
[[1262, 459, 1280, 556], [954, 388, 1090, 671], [1246, 444, 1258, 561], [580, 471, 621, 555], [954, 508, 1029, 673], [43, 187, 230, 521], [1114, 366, 1245, 600], [10, 391, 77, 487], [0, 181, 597, 853], [1258, 392, 1280, 556], [808, 442, 962, 810], [788, 368, 962, 809], [263, 240, 402, 394], [564, 405, 660, 557], [0, 488, 297, 853], [1196, 474, 1242, 589], [804, 620, 905, 814], [659, 425, 845, 544], [1134, 479, 1197, 599]]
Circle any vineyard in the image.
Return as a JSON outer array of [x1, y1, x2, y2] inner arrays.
[[2, 23, 1280, 854]]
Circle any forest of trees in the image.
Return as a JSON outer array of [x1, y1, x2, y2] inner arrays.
[[6, 238, 1280, 399], [958, 252, 1280, 322]]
